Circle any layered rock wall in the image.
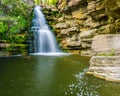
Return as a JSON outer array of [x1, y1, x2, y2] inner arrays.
[[54, 0, 120, 55], [86, 34, 120, 82], [92, 34, 120, 55], [87, 56, 120, 82]]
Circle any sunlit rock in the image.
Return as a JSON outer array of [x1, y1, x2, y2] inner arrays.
[[87, 56, 120, 82], [91, 34, 120, 55], [80, 29, 97, 38]]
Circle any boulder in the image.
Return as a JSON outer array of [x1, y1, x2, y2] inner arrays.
[[87, 56, 120, 82]]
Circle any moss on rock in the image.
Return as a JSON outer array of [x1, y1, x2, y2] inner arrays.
[[0, 0, 34, 55]]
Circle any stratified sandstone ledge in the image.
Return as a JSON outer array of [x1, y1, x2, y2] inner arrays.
[[92, 34, 120, 55], [87, 56, 120, 82]]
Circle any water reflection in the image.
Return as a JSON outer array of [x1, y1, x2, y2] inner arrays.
[[65, 68, 120, 96], [0, 55, 120, 96], [33, 56, 56, 94]]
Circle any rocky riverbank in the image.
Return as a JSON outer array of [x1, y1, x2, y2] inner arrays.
[[87, 56, 120, 82], [86, 34, 120, 82]]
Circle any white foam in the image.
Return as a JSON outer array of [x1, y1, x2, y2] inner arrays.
[[30, 52, 71, 56]]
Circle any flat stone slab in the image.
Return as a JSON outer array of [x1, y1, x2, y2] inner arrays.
[[87, 56, 120, 82], [91, 34, 120, 55], [106, 74, 120, 82]]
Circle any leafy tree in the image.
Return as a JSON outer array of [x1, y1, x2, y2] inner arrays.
[[34, 0, 57, 5], [34, 0, 41, 5]]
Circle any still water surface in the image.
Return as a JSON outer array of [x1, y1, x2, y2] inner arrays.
[[0, 55, 120, 96]]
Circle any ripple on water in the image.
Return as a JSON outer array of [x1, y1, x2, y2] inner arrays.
[[65, 68, 100, 96]]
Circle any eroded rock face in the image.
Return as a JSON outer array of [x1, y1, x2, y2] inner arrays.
[[92, 34, 120, 55], [86, 34, 120, 82], [87, 56, 120, 82], [55, 0, 120, 55], [105, 0, 120, 19]]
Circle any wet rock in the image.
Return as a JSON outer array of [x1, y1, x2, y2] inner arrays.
[[0, 51, 10, 57]]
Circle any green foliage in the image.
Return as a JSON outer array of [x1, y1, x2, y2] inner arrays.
[[34, 0, 57, 5], [98, 49, 115, 56], [1, 0, 10, 4], [9, 35, 26, 43], [0, 0, 32, 52], [49, 0, 57, 5], [34, 0, 41, 5], [0, 22, 8, 34], [0, 16, 28, 43]]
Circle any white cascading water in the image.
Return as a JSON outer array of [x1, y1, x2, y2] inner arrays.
[[31, 5, 60, 55]]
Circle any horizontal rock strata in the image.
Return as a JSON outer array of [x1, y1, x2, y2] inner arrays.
[[92, 34, 120, 55], [54, 0, 120, 55], [87, 56, 120, 82]]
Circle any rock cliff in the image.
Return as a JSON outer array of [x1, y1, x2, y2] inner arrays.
[[54, 0, 120, 55]]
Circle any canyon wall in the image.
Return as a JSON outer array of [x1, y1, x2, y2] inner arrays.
[[87, 56, 120, 82], [53, 0, 120, 55]]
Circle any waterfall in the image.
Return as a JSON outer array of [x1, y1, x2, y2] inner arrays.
[[30, 5, 60, 54]]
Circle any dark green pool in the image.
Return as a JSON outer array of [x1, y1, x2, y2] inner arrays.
[[0, 54, 120, 96]]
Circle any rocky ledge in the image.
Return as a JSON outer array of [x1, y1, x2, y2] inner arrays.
[[91, 34, 120, 55], [55, 0, 120, 55], [87, 56, 120, 82]]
